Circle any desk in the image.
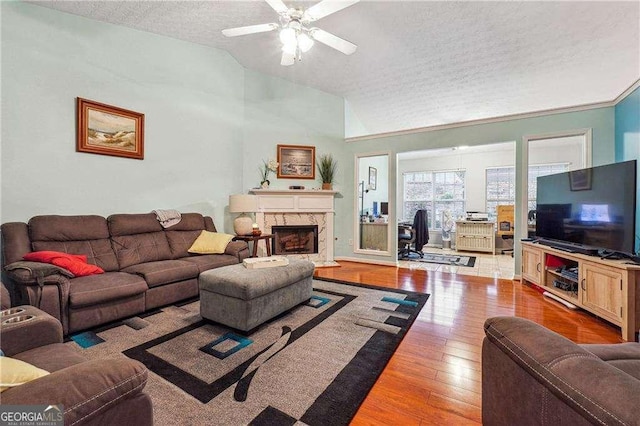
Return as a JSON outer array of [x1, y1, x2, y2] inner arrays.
[[360, 222, 388, 251], [233, 234, 274, 258]]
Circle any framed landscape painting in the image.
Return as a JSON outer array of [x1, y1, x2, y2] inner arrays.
[[277, 144, 315, 179], [77, 98, 145, 160]]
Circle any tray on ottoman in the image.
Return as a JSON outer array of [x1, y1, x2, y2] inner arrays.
[[198, 259, 314, 332]]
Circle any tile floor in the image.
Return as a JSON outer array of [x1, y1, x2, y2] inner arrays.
[[398, 246, 516, 280]]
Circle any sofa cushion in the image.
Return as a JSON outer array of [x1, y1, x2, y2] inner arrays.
[[107, 213, 163, 236], [29, 215, 119, 272], [165, 213, 209, 231], [1, 222, 31, 265], [122, 260, 199, 288], [30, 215, 109, 241], [166, 229, 202, 258], [111, 232, 173, 269], [108, 214, 172, 268], [188, 231, 234, 254], [14, 343, 87, 373], [179, 254, 240, 273], [165, 213, 212, 258], [582, 343, 640, 380], [69, 272, 148, 308]]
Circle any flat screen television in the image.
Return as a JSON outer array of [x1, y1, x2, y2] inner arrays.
[[535, 160, 637, 255]]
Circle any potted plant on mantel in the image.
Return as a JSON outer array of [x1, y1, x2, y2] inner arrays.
[[317, 154, 337, 190]]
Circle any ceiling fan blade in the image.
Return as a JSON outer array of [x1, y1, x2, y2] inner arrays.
[[265, 0, 289, 14], [310, 28, 357, 55], [304, 0, 359, 21], [281, 51, 295, 66], [222, 23, 278, 37]]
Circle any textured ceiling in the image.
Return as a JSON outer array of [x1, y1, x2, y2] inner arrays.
[[29, 1, 640, 138]]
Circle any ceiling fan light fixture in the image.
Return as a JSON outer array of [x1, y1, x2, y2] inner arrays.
[[279, 27, 296, 44], [297, 32, 314, 52], [282, 41, 297, 55], [223, 0, 360, 66]]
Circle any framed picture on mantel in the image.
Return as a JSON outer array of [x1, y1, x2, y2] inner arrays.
[[76, 98, 145, 160], [276, 144, 315, 179]]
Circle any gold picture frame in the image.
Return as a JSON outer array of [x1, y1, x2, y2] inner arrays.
[[276, 144, 316, 179], [77, 98, 145, 160]]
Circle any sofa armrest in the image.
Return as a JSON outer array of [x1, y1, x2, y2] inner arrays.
[[1, 357, 149, 425], [0, 306, 63, 356], [3, 262, 71, 332], [225, 241, 250, 261], [4, 261, 74, 284], [483, 316, 640, 426]]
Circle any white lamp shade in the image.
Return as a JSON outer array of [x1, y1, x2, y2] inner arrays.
[[229, 194, 257, 213]]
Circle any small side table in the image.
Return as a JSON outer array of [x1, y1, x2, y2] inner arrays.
[[233, 234, 274, 258]]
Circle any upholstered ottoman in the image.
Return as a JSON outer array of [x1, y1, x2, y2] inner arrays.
[[198, 259, 314, 331]]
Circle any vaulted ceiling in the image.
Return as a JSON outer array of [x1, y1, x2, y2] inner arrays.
[[30, 1, 640, 138]]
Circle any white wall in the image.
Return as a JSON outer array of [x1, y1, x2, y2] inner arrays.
[[1, 3, 244, 226], [242, 70, 346, 192], [1, 3, 345, 237]]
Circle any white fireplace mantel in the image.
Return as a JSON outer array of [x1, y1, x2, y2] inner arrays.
[[249, 189, 339, 266]]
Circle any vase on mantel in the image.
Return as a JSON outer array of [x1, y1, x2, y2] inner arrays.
[[261, 180, 270, 189], [322, 182, 332, 190]]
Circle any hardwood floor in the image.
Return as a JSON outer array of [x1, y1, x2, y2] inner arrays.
[[314, 261, 623, 425]]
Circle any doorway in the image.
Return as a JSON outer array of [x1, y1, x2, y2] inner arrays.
[[521, 130, 592, 240]]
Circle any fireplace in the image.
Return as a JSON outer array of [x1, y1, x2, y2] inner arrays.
[[272, 225, 319, 255], [251, 189, 338, 266]]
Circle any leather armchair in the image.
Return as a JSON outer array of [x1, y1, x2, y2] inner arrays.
[[0, 301, 153, 425]]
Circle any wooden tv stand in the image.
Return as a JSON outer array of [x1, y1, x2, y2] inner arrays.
[[521, 241, 640, 341]]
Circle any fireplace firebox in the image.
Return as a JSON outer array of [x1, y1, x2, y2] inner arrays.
[[272, 225, 319, 255]]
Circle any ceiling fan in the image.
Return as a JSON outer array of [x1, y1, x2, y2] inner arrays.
[[222, 0, 359, 66]]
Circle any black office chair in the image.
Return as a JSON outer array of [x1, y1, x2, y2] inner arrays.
[[398, 210, 429, 259], [398, 224, 422, 259]]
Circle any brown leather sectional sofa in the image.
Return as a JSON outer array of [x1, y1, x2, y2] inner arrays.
[[483, 316, 640, 425], [0, 303, 153, 425], [1, 212, 249, 334]]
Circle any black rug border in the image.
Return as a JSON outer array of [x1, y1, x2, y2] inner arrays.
[[301, 277, 429, 425], [112, 277, 430, 425]]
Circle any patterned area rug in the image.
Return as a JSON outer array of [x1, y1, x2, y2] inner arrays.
[[65, 278, 429, 425], [407, 253, 476, 267]]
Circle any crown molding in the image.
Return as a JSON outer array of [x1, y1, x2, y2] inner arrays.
[[346, 78, 640, 143], [614, 78, 640, 104]]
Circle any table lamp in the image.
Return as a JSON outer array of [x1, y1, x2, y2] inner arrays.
[[229, 194, 257, 235]]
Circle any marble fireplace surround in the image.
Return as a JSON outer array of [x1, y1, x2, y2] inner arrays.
[[250, 189, 338, 267]]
